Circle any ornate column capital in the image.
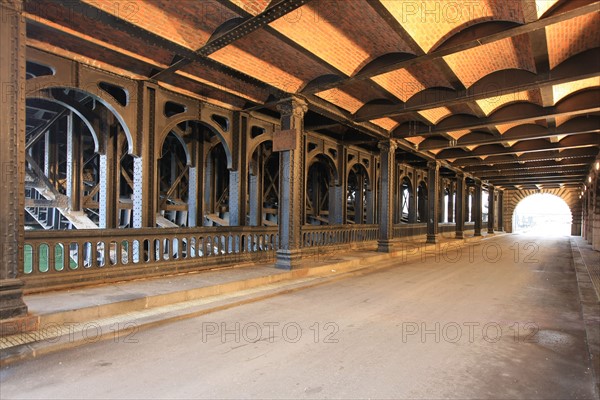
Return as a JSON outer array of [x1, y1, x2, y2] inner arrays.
[[427, 160, 440, 170], [276, 97, 308, 118], [377, 139, 398, 153], [0, 0, 24, 13]]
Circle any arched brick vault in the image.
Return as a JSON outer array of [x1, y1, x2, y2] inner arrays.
[[503, 188, 582, 234], [13, 1, 600, 217]]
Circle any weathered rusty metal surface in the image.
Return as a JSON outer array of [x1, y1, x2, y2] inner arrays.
[[272, 129, 297, 152]]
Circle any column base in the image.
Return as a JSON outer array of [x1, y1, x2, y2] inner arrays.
[[455, 231, 464, 239], [426, 234, 437, 244], [474, 230, 482, 237], [275, 249, 303, 270], [487, 229, 495, 234], [377, 240, 394, 253], [0, 279, 28, 320]]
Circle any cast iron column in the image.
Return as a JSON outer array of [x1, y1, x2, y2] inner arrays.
[[275, 97, 307, 269], [473, 179, 483, 236], [455, 173, 466, 239], [593, 171, 600, 250], [66, 112, 82, 211], [447, 181, 454, 223], [487, 185, 495, 234], [497, 190, 504, 231], [248, 145, 263, 226], [142, 82, 160, 228], [426, 161, 440, 243], [0, 0, 28, 318], [228, 112, 246, 227], [377, 140, 397, 252]]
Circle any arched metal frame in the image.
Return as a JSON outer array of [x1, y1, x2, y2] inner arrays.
[[26, 49, 139, 156], [247, 140, 279, 227], [347, 163, 372, 224], [157, 115, 232, 170], [204, 142, 230, 223], [157, 131, 190, 227], [156, 119, 234, 228], [306, 154, 338, 225], [25, 85, 135, 231]]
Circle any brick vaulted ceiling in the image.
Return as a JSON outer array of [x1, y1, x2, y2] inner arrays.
[[22, 0, 600, 190]]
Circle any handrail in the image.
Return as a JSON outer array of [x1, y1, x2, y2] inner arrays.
[[301, 224, 379, 247], [23, 226, 279, 278], [24, 225, 277, 240], [21, 220, 457, 289]]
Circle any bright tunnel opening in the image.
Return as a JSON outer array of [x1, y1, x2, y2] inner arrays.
[[513, 193, 572, 236]]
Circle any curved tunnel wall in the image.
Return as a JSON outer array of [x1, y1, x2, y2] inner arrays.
[[503, 188, 582, 235]]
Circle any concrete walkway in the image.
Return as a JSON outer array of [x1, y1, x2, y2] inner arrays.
[[0, 233, 489, 363], [1, 234, 598, 399]]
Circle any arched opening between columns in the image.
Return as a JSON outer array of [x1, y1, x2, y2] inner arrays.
[[158, 132, 190, 227], [156, 120, 232, 228], [24, 87, 134, 230], [247, 140, 279, 226], [347, 163, 372, 224], [396, 176, 414, 223], [306, 155, 338, 225], [205, 143, 229, 224]]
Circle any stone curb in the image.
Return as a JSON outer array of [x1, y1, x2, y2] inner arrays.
[[570, 238, 600, 400]]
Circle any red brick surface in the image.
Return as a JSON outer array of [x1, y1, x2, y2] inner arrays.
[[476, 89, 543, 116], [372, 63, 453, 102], [552, 77, 600, 105], [270, 0, 414, 76], [418, 106, 452, 124], [546, 13, 600, 69], [380, 0, 525, 53], [20, 0, 598, 171], [228, 0, 271, 16], [83, 0, 238, 50], [444, 35, 536, 87], [25, 1, 175, 65], [316, 89, 364, 113], [210, 29, 332, 92], [180, 62, 272, 103]]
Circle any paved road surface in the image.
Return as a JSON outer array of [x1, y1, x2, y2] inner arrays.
[[1, 235, 596, 399]]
